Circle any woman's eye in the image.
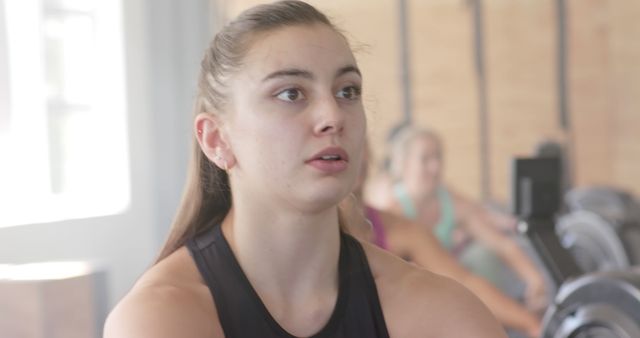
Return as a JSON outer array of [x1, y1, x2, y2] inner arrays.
[[336, 86, 362, 100], [276, 88, 305, 102]]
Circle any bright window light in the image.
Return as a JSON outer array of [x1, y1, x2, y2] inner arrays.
[[0, 261, 93, 281], [0, 0, 129, 227]]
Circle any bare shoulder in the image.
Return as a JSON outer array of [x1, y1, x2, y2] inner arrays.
[[104, 247, 222, 338], [360, 241, 507, 338]]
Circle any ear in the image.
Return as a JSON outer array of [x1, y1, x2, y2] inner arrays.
[[195, 113, 236, 170]]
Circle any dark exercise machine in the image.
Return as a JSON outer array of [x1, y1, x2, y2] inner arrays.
[[513, 158, 640, 338]]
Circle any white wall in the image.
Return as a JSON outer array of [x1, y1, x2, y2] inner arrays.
[[146, 0, 213, 245], [0, 0, 212, 334]]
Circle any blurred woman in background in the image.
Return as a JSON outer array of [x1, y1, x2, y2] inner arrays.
[[376, 126, 548, 313], [344, 144, 541, 337]]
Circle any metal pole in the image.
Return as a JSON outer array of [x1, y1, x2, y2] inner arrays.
[[471, 0, 491, 201], [557, 0, 570, 131], [398, 0, 413, 125]]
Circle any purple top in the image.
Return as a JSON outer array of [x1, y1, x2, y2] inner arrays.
[[365, 206, 389, 251]]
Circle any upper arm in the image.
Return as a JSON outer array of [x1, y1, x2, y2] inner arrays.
[[406, 273, 508, 338], [367, 247, 507, 338], [104, 286, 221, 338], [384, 212, 474, 282], [453, 191, 512, 250], [407, 232, 475, 283]]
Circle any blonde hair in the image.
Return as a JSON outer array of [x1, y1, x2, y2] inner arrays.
[[388, 126, 442, 180]]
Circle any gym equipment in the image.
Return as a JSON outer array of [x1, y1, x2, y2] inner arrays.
[[557, 210, 634, 272], [565, 187, 640, 224], [512, 158, 640, 338], [513, 157, 582, 287], [541, 269, 640, 338], [558, 187, 640, 273]]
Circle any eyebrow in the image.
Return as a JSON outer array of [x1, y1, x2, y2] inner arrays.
[[337, 65, 361, 78], [261, 65, 362, 82]]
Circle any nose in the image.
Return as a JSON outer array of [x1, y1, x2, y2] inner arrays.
[[313, 97, 345, 135]]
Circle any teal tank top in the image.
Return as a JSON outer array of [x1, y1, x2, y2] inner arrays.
[[393, 183, 456, 250], [393, 184, 511, 288]]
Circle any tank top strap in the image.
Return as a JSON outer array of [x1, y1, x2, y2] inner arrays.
[[434, 186, 456, 250]]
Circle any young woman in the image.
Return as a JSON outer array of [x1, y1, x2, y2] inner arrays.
[[104, 2, 506, 337], [383, 126, 548, 313]]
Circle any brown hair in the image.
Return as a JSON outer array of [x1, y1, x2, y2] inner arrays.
[[155, 1, 339, 262]]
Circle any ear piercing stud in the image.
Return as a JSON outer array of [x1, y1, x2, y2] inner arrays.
[[214, 154, 228, 171]]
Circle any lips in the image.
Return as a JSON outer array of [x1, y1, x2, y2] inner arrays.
[[308, 147, 349, 162], [306, 147, 349, 174]]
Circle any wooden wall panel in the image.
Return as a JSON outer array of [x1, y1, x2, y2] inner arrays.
[[609, 1, 640, 195], [485, 0, 559, 203], [410, 1, 481, 199], [567, 0, 615, 189], [219, 0, 640, 200]]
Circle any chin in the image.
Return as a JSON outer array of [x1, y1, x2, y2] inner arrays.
[[298, 184, 352, 213], [412, 185, 434, 199], [317, 190, 351, 208]]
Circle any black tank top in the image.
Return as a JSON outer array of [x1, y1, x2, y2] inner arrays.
[[187, 224, 390, 338]]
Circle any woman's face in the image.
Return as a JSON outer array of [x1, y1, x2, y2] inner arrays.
[[403, 135, 442, 197], [223, 24, 366, 212]]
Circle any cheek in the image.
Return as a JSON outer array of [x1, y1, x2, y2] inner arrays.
[[352, 109, 367, 136], [434, 162, 443, 175], [228, 120, 271, 168], [350, 118, 367, 156], [244, 119, 304, 169], [419, 160, 437, 179], [405, 160, 421, 179]]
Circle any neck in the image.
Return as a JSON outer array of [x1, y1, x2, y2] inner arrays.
[[221, 199, 341, 306]]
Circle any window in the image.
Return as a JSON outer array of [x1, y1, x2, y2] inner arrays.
[[0, 0, 129, 227]]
